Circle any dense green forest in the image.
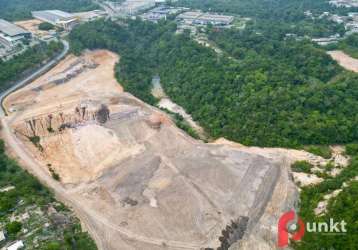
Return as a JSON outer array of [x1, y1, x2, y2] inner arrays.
[[0, 140, 52, 215], [0, 0, 98, 21], [69, 19, 358, 147], [0, 139, 97, 249], [0, 41, 63, 92]]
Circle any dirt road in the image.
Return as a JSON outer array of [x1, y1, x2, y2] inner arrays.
[[0, 40, 69, 116], [0, 117, 105, 250]]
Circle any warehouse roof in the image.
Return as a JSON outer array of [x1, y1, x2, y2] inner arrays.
[[32, 10, 76, 23], [177, 11, 202, 20], [0, 19, 30, 37], [200, 13, 234, 23]]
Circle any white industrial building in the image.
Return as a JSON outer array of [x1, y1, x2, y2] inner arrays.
[[6, 240, 24, 250], [74, 10, 107, 22], [329, 0, 358, 7], [177, 11, 234, 26], [107, 0, 156, 16], [0, 19, 31, 48], [32, 10, 78, 30]]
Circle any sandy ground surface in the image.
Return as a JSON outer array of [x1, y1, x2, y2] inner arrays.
[[213, 139, 349, 186], [152, 80, 206, 139], [158, 98, 206, 137], [328, 50, 358, 72], [15, 19, 49, 37], [2, 50, 301, 250]]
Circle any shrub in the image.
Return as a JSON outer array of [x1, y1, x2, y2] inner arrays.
[[306, 145, 332, 159], [49, 168, 60, 181], [6, 221, 22, 235], [42, 241, 61, 250], [39, 22, 55, 31], [346, 143, 358, 156], [291, 161, 312, 173]]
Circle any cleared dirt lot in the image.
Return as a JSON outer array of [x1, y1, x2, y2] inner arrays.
[[328, 50, 358, 72], [15, 19, 49, 36], [2, 50, 298, 250]]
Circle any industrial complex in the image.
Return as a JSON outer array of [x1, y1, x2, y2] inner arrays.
[[329, 0, 358, 8], [31, 10, 78, 30], [0, 2, 238, 61], [140, 6, 187, 22], [104, 0, 156, 16], [177, 11, 234, 26], [0, 19, 31, 48]]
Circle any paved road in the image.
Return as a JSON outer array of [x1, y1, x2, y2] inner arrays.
[[0, 40, 69, 117]]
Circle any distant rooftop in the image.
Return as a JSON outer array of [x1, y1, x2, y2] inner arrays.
[[32, 10, 76, 23], [7, 240, 24, 250], [200, 13, 234, 23], [0, 19, 30, 37], [178, 11, 234, 24], [177, 11, 202, 20]]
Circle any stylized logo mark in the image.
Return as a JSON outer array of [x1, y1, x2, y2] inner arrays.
[[278, 210, 305, 248]]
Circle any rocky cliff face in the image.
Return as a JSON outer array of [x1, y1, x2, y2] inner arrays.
[[14, 100, 108, 138]]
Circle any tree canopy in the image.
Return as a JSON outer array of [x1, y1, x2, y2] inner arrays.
[[0, 0, 98, 21], [70, 19, 358, 147]]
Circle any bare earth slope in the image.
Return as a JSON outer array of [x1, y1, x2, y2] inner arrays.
[[2, 50, 299, 250], [328, 50, 358, 72]]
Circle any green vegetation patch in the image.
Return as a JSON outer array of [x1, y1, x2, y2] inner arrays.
[[0, 139, 97, 249], [0, 0, 98, 21], [160, 108, 201, 139], [39, 22, 55, 31], [305, 145, 332, 159], [345, 143, 358, 156], [0, 41, 63, 92], [295, 152, 358, 249], [291, 161, 313, 173], [5, 221, 22, 236]]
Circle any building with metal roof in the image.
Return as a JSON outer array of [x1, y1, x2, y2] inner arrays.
[[32, 10, 78, 30], [7, 240, 24, 250], [0, 19, 30, 37], [0, 19, 31, 48], [177, 11, 234, 26]]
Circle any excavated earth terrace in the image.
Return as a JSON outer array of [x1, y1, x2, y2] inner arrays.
[[2, 50, 298, 250]]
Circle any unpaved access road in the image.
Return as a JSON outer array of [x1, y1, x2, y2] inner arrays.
[[0, 40, 69, 117]]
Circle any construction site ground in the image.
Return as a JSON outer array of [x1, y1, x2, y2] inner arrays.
[[15, 19, 49, 37], [0, 50, 330, 250]]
